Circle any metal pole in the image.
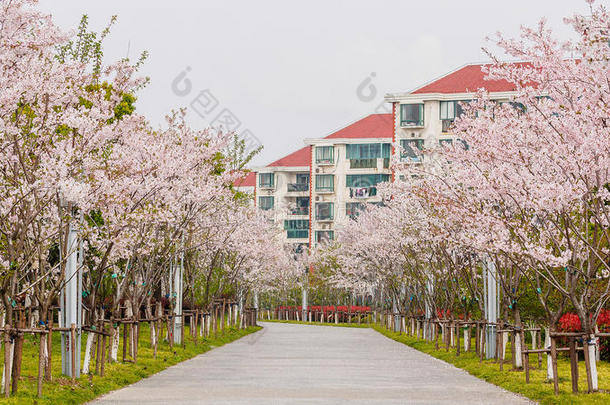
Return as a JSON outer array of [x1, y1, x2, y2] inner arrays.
[[61, 222, 81, 378], [173, 248, 184, 344], [485, 259, 497, 359]]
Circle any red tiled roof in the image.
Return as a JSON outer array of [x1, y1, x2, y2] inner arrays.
[[412, 63, 526, 94], [233, 171, 256, 187], [262, 113, 393, 169], [324, 113, 393, 139], [268, 146, 310, 167]]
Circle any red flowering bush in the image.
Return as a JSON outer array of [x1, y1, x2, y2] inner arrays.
[[558, 313, 581, 332], [558, 310, 610, 360], [276, 305, 370, 313]]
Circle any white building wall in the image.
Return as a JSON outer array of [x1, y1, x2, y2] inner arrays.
[[310, 139, 391, 246], [256, 166, 311, 246]]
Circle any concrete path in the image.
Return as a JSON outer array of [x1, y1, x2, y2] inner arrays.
[[92, 322, 533, 404]]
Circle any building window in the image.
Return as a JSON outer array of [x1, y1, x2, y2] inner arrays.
[[440, 101, 468, 132], [400, 104, 424, 126], [400, 139, 424, 162], [290, 197, 309, 215], [315, 202, 334, 221], [258, 196, 274, 211], [284, 220, 309, 239], [345, 143, 391, 169], [315, 146, 334, 164], [315, 230, 334, 244], [288, 173, 309, 192], [259, 173, 274, 188], [315, 174, 334, 192], [439, 101, 468, 120], [346, 174, 390, 188], [347, 174, 389, 198], [346, 202, 364, 219], [296, 173, 310, 184]]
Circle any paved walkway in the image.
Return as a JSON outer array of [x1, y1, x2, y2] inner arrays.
[[92, 322, 533, 404]]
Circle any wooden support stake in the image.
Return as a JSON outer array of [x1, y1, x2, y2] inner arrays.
[[475, 322, 480, 356], [11, 308, 25, 394], [37, 332, 45, 397], [479, 323, 486, 364], [569, 338, 578, 393], [70, 323, 76, 384], [4, 330, 11, 398], [521, 331, 529, 382], [122, 322, 127, 362], [95, 332, 101, 375], [46, 311, 53, 381], [583, 338, 593, 393], [456, 323, 461, 356], [550, 336, 559, 395]]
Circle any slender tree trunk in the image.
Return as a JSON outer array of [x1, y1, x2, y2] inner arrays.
[[82, 332, 96, 374]]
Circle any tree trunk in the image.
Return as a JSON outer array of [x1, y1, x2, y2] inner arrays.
[[37, 333, 46, 397], [2, 334, 14, 396], [545, 327, 553, 380], [110, 325, 120, 362], [585, 333, 599, 392], [82, 332, 96, 374]]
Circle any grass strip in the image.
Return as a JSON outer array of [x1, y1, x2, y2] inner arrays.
[[0, 324, 261, 404]]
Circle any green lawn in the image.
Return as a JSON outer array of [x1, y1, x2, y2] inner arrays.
[[263, 319, 610, 404], [0, 324, 261, 404], [373, 325, 610, 405]]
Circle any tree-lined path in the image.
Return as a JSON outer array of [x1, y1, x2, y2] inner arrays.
[[92, 323, 532, 404]]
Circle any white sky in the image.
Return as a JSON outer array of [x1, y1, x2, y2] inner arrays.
[[38, 0, 592, 166]]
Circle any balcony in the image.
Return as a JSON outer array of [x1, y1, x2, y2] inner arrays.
[[287, 182, 309, 192], [349, 187, 377, 199], [289, 207, 309, 216], [315, 213, 334, 222], [315, 187, 334, 194], [349, 158, 377, 169], [315, 203, 334, 222], [316, 158, 334, 166]]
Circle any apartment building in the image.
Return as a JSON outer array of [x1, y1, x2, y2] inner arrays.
[[256, 146, 311, 251], [250, 63, 519, 249], [254, 114, 393, 249], [306, 114, 393, 247], [385, 63, 519, 162]]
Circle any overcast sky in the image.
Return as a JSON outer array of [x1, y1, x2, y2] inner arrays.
[[38, 0, 591, 166]]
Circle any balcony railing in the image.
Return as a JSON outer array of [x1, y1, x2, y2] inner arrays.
[[289, 207, 309, 216], [316, 158, 334, 165], [349, 187, 377, 198], [349, 158, 377, 169], [287, 183, 309, 192]]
